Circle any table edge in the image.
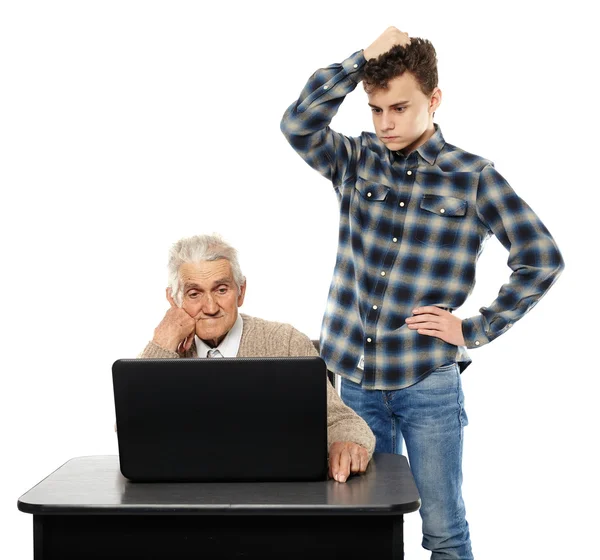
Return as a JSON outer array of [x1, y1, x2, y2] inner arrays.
[[18, 500, 421, 516]]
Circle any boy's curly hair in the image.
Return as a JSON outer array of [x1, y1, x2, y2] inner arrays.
[[363, 38, 438, 95]]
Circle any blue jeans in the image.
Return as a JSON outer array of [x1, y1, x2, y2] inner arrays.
[[341, 363, 473, 560]]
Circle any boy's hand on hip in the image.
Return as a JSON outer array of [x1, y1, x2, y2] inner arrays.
[[405, 306, 466, 346], [364, 26, 410, 61]]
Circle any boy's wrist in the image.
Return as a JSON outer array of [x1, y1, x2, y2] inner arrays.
[[461, 316, 490, 349], [343, 50, 367, 84]]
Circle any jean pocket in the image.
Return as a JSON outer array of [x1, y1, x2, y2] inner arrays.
[[416, 362, 460, 393], [413, 194, 467, 247]]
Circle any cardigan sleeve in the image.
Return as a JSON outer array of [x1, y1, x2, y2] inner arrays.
[[138, 341, 180, 359], [289, 329, 376, 459]]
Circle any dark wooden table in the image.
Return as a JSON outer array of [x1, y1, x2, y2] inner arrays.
[[18, 453, 420, 559]]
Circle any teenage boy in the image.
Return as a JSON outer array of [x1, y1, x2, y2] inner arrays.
[[280, 26, 563, 560]]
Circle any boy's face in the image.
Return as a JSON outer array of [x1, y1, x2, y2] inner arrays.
[[367, 71, 441, 154]]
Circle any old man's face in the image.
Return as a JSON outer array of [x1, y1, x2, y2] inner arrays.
[[178, 259, 246, 347]]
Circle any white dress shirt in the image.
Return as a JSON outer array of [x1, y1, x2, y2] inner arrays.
[[195, 314, 243, 358]]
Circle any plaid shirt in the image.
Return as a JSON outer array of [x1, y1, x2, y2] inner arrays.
[[281, 50, 564, 390]]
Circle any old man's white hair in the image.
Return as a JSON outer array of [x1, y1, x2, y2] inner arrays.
[[167, 234, 246, 306]]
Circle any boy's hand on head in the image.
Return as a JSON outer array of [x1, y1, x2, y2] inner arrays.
[[405, 306, 466, 346], [364, 26, 410, 61]]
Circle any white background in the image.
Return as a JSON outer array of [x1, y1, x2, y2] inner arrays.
[[1, 1, 597, 559]]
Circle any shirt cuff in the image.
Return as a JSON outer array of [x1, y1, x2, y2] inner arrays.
[[461, 315, 491, 349], [344, 50, 367, 84]]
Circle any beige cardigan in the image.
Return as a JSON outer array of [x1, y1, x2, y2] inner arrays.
[[140, 314, 375, 457]]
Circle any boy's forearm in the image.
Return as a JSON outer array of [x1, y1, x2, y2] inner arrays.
[[463, 166, 565, 348], [280, 51, 366, 183]]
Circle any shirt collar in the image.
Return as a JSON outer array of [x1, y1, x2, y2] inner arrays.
[[415, 124, 445, 165], [195, 313, 244, 358], [389, 123, 445, 166]]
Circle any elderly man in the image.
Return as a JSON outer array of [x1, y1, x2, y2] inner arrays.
[[140, 234, 375, 483]]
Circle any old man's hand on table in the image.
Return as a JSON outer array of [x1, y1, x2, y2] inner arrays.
[[328, 440, 370, 483]]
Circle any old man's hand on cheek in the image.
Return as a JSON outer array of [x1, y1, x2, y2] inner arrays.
[[152, 288, 197, 353]]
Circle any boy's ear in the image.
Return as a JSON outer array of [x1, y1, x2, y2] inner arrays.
[[429, 87, 442, 114]]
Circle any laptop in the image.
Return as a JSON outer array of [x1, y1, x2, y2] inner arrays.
[[112, 356, 328, 482]]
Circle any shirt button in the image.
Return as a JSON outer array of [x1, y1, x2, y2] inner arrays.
[[399, 201, 405, 207], [353, 63, 358, 68], [440, 208, 445, 214], [367, 192, 372, 197], [366, 337, 372, 343], [475, 340, 480, 346], [323, 85, 329, 90], [407, 170, 413, 176], [372, 305, 378, 310], [380, 271, 386, 276], [392, 237, 398, 242]]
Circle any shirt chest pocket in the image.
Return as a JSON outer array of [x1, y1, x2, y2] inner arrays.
[[413, 194, 467, 247], [352, 177, 392, 231]]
